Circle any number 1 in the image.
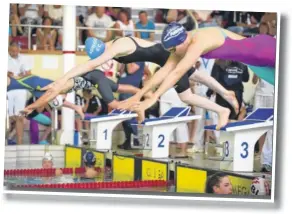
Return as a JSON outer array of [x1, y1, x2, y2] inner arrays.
[[103, 129, 107, 140]]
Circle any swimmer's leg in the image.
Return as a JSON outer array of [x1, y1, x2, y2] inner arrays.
[[39, 112, 52, 143], [63, 100, 85, 119], [189, 69, 239, 114], [178, 88, 230, 130]]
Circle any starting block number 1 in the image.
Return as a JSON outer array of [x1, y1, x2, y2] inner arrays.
[[103, 129, 108, 140], [158, 134, 165, 148]]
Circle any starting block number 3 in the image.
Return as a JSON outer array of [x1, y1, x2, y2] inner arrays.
[[158, 134, 165, 148], [224, 141, 249, 159]]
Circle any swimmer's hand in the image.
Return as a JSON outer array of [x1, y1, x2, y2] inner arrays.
[[143, 91, 153, 99], [132, 97, 157, 124], [117, 93, 142, 111], [55, 168, 63, 176]]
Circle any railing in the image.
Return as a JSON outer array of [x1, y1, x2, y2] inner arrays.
[[9, 23, 166, 50], [9, 21, 258, 51]]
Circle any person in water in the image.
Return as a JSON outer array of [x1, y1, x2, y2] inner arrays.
[[22, 33, 241, 129]]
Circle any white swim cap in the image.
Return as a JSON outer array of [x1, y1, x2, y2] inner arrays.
[[49, 95, 63, 108], [43, 152, 53, 162]]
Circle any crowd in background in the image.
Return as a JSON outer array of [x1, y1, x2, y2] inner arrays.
[[7, 4, 277, 174], [9, 4, 277, 50]]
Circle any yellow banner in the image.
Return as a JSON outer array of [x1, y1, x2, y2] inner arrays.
[[229, 175, 253, 195], [141, 160, 168, 181], [112, 155, 135, 181], [176, 166, 207, 193], [65, 146, 82, 168]]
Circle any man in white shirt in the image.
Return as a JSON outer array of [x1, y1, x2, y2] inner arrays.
[[7, 42, 32, 145], [253, 74, 274, 172], [85, 7, 114, 42]]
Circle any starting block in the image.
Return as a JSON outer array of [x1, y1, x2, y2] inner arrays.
[[132, 107, 201, 159], [204, 108, 274, 172], [84, 109, 137, 151]]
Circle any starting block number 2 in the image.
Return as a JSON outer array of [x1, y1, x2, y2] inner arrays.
[[224, 141, 249, 159], [158, 134, 165, 148]]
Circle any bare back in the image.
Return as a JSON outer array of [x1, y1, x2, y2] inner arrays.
[[190, 27, 246, 55]]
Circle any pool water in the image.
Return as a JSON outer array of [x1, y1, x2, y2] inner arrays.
[[4, 171, 175, 192]]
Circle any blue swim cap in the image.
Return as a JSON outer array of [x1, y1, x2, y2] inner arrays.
[[161, 22, 187, 50], [85, 37, 106, 59], [83, 151, 96, 167]]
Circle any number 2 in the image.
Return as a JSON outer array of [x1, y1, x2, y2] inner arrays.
[[240, 142, 249, 158], [103, 129, 107, 140], [158, 134, 165, 148]]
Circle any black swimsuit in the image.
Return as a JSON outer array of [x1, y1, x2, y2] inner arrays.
[[113, 36, 196, 94]]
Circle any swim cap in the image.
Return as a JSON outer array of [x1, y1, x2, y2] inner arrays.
[[43, 152, 53, 162], [83, 151, 96, 167], [48, 95, 63, 109], [161, 22, 187, 50], [85, 37, 106, 59]]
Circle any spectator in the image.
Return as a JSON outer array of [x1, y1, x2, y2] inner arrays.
[[43, 5, 64, 50], [136, 11, 155, 41], [10, 4, 23, 37], [82, 89, 102, 130], [205, 172, 233, 194], [252, 73, 274, 173], [7, 41, 32, 145], [166, 9, 195, 31], [114, 9, 136, 37], [206, 60, 249, 121], [193, 10, 218, 28], [76, 6, 93, 45], [75, 92, 85, 132], [44, 5, 63, 25], [117, 62, 145, 150], [225, 12, 264, 35], [18, 4, 43, 36], [86, 7, 114, 42], [261, 12, 277, 36], [106, 7, 121, 21], [36, 17, 57, 50]]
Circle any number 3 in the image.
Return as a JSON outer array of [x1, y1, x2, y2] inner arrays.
[[158, 134, 165, 148], [225, 141, 229, 157], [240, 142, 249, 158]]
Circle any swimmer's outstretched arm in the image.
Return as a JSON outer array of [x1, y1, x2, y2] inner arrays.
[[118, 55, 180, 110], [57, 39, 132, 82], [152, 45, 203, 100]]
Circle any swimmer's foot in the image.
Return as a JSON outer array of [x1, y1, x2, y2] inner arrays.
[[223, 90, 239, 114], [216, 108, 231, 130]]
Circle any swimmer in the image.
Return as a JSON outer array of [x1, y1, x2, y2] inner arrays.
[[7, 75, 84, 118], [25, 35, 240, 128], [21, 70, 152, 116], [205, 172, 233, 195], [42, 152, 63, 176], [81, 151, 99, 179], [124, 22, 276, 128]]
